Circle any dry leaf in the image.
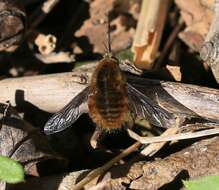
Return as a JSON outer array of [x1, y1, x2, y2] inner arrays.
[[166, 65, 182, 81], [175, 0, 214, 51], [0, 103, 64, 189], [0, 0, 26, 52], [74, 0, 140, 54]]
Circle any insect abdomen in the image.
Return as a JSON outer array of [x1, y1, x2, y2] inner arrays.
[[89, 90, 128, 129], [98, 90, 124, 114]]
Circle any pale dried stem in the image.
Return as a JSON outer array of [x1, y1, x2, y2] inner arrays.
[[0, 63, 218, 120], [128, 127, 219, 144], [132, 0, 171, 69], [140, 127, 180, 156]]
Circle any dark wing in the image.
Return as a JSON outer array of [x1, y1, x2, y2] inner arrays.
[[127, 83, 175, 128], [44, 86, 90, 135]]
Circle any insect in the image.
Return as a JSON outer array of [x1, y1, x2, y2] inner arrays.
[[44, 20, 175, 140]]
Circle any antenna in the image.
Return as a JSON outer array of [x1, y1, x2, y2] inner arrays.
[[103, 12, 113, 57], [107, 13, 111, 54]]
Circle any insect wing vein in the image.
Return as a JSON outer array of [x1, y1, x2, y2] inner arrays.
[[127, 83, 173, 128], [44, 86, 90, 134]]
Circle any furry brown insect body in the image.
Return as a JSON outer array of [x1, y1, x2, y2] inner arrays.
[[44, 16, 176, 139], [88, 55, 130, 129]]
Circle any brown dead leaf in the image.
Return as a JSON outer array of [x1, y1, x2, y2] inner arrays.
[[175, 0, 214, 51], [0, 103, 64, 189], [166, 65, 182, 81], [0, 0, 26, 52], [74, 0, 140, 54]]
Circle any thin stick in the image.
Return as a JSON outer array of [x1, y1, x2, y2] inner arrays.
[[58, 2, 86, 48], [71, 142, 141, 190], [156, 19, 184, 68], [27, 0, 60, 36], [141, 127, 179, 156], [128, 127, 219, 144], [107, 13, 111, 54]]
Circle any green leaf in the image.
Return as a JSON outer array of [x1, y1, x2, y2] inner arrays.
[[0, 156, 24, 184], [183, 175, 219, 190], [116, 49, 134, 62]]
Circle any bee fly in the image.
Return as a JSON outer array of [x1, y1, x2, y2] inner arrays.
[[44, 19, 175, 143]]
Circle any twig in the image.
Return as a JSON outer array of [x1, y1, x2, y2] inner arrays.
[[71, 142, 141, 190], [127, 127, 219, 144], [27, 0, 60, 36], [156, 18, 185, 68], [58, 1, 87, 48], [140, 127, 179, 156]]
